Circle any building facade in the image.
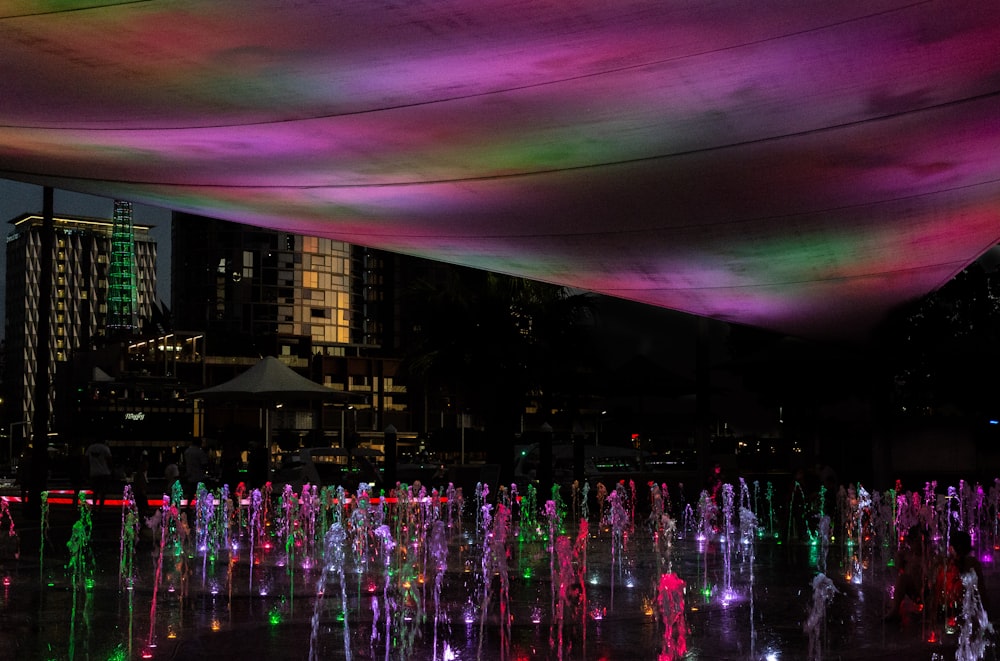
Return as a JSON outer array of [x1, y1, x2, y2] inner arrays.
[[4, 212, 157, 431], [170, 213, 413, 442], [172, 213, 360, 357]]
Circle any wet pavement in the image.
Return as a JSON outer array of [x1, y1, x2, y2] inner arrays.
[[0, 490, 998, 660]]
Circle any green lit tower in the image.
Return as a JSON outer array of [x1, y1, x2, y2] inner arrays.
[[107, 199, 139, 334]]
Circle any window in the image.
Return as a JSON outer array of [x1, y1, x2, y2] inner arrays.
[[303, 271, 318, 288], [242, 250, 254, 279]]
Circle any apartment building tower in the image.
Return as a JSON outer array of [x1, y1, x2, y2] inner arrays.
[[4, 211, 157, 429], [170, 213, 423, 438]]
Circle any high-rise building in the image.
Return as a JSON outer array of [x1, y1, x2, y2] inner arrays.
[[4, 212, 157, 430], [171, 213, 358, 358], [170, 213, 425, 439]]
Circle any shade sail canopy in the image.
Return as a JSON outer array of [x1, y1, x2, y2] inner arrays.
[[191, 356, 347, 402], [3, 1, 1000, 342]]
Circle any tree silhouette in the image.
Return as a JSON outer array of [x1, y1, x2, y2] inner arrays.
[[876, 261, 1000, 420], [401, 265, 596, 481]]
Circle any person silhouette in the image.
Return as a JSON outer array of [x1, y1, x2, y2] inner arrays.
[[86, 440, 113, 508]]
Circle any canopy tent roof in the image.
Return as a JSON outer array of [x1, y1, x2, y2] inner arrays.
[[3, 1, 1000, 342], [191, 356, 348, 402]]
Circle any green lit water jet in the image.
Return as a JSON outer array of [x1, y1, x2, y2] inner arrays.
[[38, 490, 48, 583], [66, 491, 94, 661]]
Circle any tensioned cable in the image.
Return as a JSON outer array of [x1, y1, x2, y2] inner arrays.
[[3, 88, 998, 214], [0, 0, 933, 130], [5, 160, 992, 292], [307, 174, 1000, 240], [596, 258, 983, 293], [0, 0, 152, 20]]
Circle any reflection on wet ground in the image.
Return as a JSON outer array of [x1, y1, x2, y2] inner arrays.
[[0, 480, 997, 660]]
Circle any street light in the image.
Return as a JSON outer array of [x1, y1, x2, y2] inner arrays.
[[596, 410, 607, 446], [8, 420, 29, 474], [339, 405, 356, 448]]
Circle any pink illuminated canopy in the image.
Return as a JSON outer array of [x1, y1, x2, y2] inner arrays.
[[3, 1, 1000, 341]]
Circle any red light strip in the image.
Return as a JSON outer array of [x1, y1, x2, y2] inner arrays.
[[1, 492, 470, 508]]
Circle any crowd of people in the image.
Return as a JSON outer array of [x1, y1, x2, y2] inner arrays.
[[14, 435, 272, 516]]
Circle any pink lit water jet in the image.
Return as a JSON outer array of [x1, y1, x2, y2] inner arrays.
[[6, 474, 1000, 659]]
